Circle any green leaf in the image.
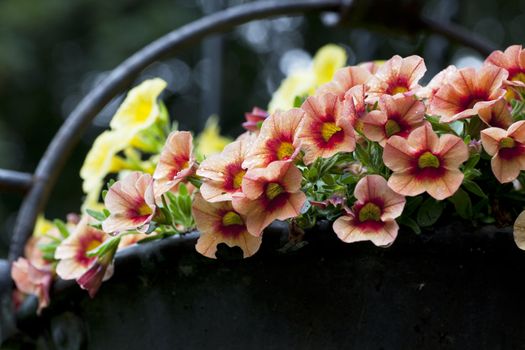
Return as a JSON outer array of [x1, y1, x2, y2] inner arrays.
[[449, 121, 464, 136], [398, 217, 421, 234], [293, 95, 307, 108], [403, 196, 424, 216], [53, 219, 70, 238], [462, 179, 487, 198], [448, 188, 473, 219], [86, 236, 121, 258], [178, 183, 188, 196], [416, 198, 444, 227], [86, 209, 107, 222], [463, 153, 480, 171]]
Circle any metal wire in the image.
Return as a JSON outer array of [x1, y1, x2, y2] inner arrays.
[[0, 170, 32, 194]]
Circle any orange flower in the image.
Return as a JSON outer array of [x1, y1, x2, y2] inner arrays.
[[359, 61, 382, 74], [55, 217, 107, 280], [242, 108, 304, 169], [366, 55, 426, 99], [232, 161, 307, 236], [362, 95, 426, 146], [76, 236, 120, 298], [299, 92, 356, 164], [11, 258, 52, 314], [333, 175, 405, 247], [480, 120, 525, 183], [486, 45, 525, 87], [118, 232, 150, 249], [197, 134, 254, 202], [419, 65, 457, 103], [153, 131, 195, 196], [102, 172, 156, 234], [343, 84, 370, 133], [316, 66, 372, 99], [192, 193, 262, 259], [243, 107, 268, 132], [383, 123, 469, 200], [478, 98, 513, 129], [430, 65, 508, 123]]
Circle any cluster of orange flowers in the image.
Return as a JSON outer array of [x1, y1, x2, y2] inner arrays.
[[11, 44, 525, 313]]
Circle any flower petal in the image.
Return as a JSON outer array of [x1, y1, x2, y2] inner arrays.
[[383, 136, 414, 171], [491, 154, 522, 183], [387, 171, 426, 197], [481, 127, 508, 156], [438, 134, 469, 168], [424, 169, 464, 200]]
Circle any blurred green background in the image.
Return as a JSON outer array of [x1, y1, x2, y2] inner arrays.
[[0, 0, 522, 257]]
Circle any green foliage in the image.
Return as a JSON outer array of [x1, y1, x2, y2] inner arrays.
[[416, 198, 444, 227]]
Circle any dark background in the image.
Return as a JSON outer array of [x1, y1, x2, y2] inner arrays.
[[0, 0, 522, 257]]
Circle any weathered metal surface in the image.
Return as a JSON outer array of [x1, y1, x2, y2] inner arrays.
[[0, 170, 33, 194], [9, 222, 525, 350]]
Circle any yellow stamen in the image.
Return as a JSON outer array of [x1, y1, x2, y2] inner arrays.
[[512, 72, 525, 83], [321, 122, 342, 142], [222, 211, 244, 226], [233, 170, 246, 189], [137, 203, 153, 216], [418, 151, 440, 169], [354, 119, 364, 134], [86, 240, 102, 252], [391, 86, 408, 94], [500, 137, 515, 149], [277, 142, 295, 160], [265, 182, 284, 200], [358, 202, 381, 222], [385, 120, 401, 137]]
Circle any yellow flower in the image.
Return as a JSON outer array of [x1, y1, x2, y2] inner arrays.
[[33, 215, 54, 237], [80, 130, 130, 208], [195, 116, 232, 158], [313, 44, 348, 86], [268, 70, 314, 113], [110, 78, 167, 134], [268, 44, 347, 113]]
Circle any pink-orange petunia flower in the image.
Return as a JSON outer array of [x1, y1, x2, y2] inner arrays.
[[299, 92, 356, 164], [55, 217, 108, 280], [366, 55, 426, 99], [333, 175, 405, 247], [11, 257, 52, 314], [342, 84, 371, 134], [232, 160, 307, 236], [359, 61, 383, 74], [480, 120, 525, 183], [383, 123, 469, 200], [197, 134, 255, 202], [419, 65, 457, 103], [76, 236, 120, 298], [242, 108, 304, 169], [430, 65, 508, 123], [478, 98, 513, 129], [243, 107, 268, 132], [316, 66, 372, 99], [102, 172, 156, 234], [362, 94, 426, 146], [153, 131, 196, 196], [486, 45, 525, 87], [192, 193, 262, 259], [118, 232, 150, 249]]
